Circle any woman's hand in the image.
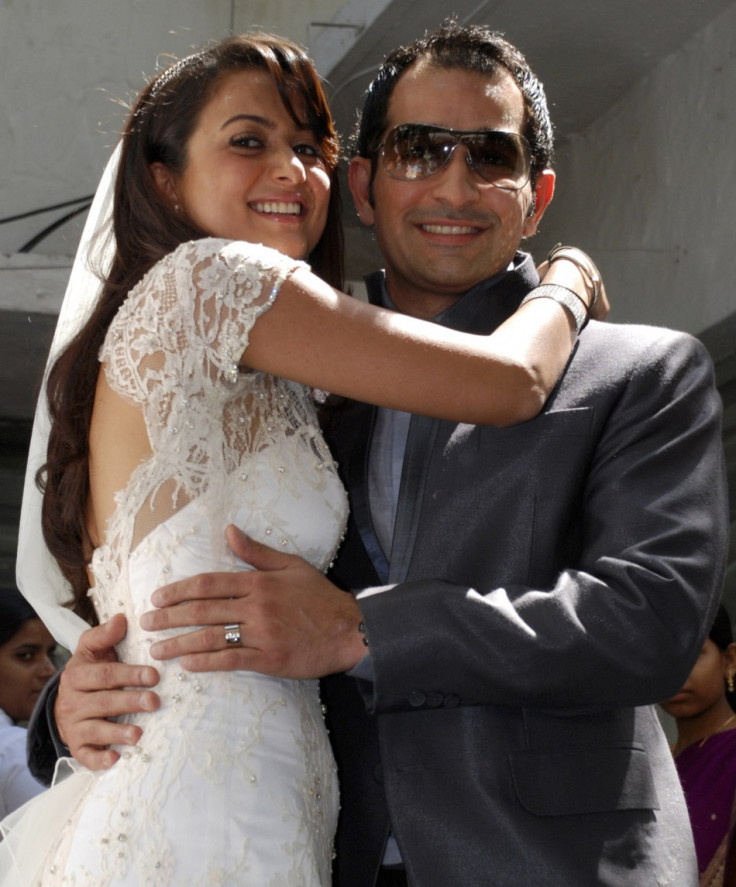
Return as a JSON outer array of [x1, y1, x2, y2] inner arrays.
[[538, 245, 610, 322]]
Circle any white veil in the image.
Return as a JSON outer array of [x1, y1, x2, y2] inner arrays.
[[16, 143, 121, 652]]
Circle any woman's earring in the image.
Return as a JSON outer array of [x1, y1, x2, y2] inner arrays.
[[727, 669, 734, 694]]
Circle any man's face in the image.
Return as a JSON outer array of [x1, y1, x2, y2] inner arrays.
[[349, 62, 554, 318]]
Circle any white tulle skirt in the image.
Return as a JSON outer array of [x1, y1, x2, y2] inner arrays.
[[0, 758, 96, 884]]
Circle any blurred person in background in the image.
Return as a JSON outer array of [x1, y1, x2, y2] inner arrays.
[[0, 589, 55, 817], [661, 604, 736, 887]]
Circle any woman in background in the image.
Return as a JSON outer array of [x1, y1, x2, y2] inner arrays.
[[0, 589, 55, 817], [661, 604, 736, 886]]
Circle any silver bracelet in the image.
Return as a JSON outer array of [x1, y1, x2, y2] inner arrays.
[[519, 284, 588, 334], [547, 243, 602, 307]]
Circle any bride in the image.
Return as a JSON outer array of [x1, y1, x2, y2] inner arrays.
[[4, 32, 601, 886]]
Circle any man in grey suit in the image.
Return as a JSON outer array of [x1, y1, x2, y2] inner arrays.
[[32, 20, 728, 887]]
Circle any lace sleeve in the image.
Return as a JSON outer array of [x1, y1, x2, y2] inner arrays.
[[100, 237, 304, 418]]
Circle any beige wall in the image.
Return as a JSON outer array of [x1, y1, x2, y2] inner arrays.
[[0, 0, 346, 259], [3, 0, 734, 334], [537, 4, 736, 606], [539, 2, 736, 337]]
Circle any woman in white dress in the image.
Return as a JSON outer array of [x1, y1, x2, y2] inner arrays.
[[2, 33, 602, 886]]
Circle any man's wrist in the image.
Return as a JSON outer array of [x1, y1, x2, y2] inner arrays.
[[358, 620, 370, 647], [333, 592, 370, 672]]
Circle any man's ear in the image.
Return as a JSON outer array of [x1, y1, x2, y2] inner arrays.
[[522, 168, 555, 238], [348, 157, 375, 227], [150, 162, 179, 208]]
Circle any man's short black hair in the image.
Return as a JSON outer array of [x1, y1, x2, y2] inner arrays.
[[350, 18, 554, 187]]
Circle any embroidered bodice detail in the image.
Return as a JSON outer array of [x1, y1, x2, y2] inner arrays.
[[92, 237, 343, 599]]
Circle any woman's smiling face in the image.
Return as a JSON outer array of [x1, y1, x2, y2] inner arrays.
[[153, 68, 331, 260]]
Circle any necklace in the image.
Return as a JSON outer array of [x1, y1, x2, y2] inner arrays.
[[698, 712, 736, 748]]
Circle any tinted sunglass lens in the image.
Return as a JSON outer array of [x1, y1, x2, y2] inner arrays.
[[382, 126, 530, 189], [468, 133, 528, 187], [385, 127, 447, 179]]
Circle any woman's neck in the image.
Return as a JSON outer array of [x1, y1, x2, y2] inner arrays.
[[674, 698, 736, 756]]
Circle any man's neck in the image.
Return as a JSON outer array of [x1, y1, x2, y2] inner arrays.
[[384, 261, 514, 320], [383, 261, 517, 320], [385, 288, 463, 320]]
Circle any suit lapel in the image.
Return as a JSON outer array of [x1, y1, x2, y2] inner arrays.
[[388, 415, 439, 583], [339, 401, 391, 583], [382, 255, 538, 583], [338, 255, 537, 586]]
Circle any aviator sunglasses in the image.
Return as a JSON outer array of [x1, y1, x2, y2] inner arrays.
[[380, 123, 532, 191]]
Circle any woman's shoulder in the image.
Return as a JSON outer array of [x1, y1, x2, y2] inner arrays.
[[160, 237, 307, 277], [114, 238, 308, 336], [165, 238, 308, 313]]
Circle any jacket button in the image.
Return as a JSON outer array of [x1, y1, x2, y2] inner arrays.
[[426, 692, 443, 708], [408, 690, 426, 707], [443, 694, 460, 708]]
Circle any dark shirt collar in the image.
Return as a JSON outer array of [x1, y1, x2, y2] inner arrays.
[[364, 251, 539, 335]]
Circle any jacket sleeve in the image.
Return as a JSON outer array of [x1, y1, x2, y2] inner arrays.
[[356, 330, 729, 714], [26, 671, 66, 785]]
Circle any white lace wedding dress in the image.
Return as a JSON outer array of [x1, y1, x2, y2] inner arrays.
[[0, 238, 348, 886]]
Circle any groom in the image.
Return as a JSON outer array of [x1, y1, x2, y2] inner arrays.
[[30, 20, 727, 887]]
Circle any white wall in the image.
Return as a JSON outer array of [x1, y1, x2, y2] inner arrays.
[[0, 0, 346, 259], [3, 1, 734, 333], [539, 2, 736, 337]]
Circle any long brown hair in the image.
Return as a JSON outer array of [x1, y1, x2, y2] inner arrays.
[[39, 33, 344, 622]]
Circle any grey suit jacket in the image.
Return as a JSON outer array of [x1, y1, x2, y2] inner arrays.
[[321, 253, 728, 886]]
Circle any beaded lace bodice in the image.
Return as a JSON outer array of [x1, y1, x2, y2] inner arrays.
[[91, 237, 346, 604], [28, 239, 348, 886]]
